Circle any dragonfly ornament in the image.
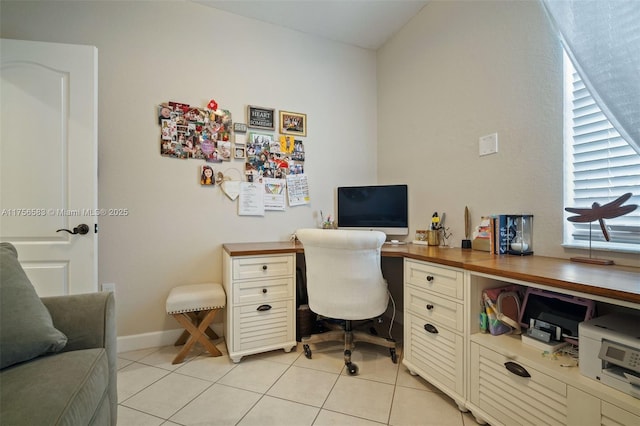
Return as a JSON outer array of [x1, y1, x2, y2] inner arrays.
[[564, 193, 637, 265], [565, 193, 637, 241]]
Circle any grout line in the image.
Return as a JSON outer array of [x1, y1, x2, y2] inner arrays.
[[117, 361, 172, 406], [118, 405, 168, 424]]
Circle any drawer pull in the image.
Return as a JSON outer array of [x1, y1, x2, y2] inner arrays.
[[424, 323, 438, 334], [262, 265, 268, 270], [262, 288, 267, 293], [426, 275, 434, 282], [256, 304, 272, 311], [426, 304, 434, 310], [504, 361, 530, 378]]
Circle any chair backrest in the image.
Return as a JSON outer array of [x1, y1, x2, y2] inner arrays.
[[295, 228, 388, 320]]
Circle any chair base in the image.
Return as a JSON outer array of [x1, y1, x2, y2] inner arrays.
[[301, 319, 397, 375], [171, 308, 222, 364]]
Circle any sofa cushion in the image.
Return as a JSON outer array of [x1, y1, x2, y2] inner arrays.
[[0, 348, 110, 426], [0, 242, 67, 369]]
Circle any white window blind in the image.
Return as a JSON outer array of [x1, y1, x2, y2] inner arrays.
[[563, 52, 640, 252]]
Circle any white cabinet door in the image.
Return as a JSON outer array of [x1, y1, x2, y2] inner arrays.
[[470, 342, 568, 426], [1, 39, 98, 296]]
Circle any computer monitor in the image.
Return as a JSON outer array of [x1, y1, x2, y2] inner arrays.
[[336, 184, 409, 236]]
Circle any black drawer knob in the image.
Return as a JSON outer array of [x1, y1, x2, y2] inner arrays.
[[262, 265, 268, 270], [426, 275, 434, 282], [262, 288, 267, 294], [426, 304, 434, 310]]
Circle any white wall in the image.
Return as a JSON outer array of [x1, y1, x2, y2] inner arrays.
[[377, 0, 638, 267], [0, 0, 379, 340]]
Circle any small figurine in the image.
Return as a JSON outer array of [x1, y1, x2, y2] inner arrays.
[[565, 192, 637, 241]]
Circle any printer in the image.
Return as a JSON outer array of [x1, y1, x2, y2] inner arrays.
[[579, 312, 640, 399]]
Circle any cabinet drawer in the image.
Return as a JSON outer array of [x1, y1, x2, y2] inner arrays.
[[233, 300, 294, 352], [403, 312, 464, 395], [602, 401, 640, 426], [234, 277, 293, 305], [405, 285, 463, 333], [404, 260, 463, 299], [470, 342, 567, 426], [233, 255, 294, 281]]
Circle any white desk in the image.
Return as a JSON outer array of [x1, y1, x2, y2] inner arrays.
[[222, 241, 640, 425]]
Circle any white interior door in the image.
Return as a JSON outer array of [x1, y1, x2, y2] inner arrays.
[[1, 38, 98, 296]]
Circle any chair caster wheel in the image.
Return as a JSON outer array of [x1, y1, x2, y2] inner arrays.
[[346, 362, 358, 375], [303, 344, 312, 359], [390, 348, 398, 364]]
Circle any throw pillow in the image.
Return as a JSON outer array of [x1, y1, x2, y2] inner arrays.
[[0, 243, 67, 369]]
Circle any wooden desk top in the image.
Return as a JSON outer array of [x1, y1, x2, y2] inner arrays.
[[223, 241, 304, 256], [222, 241, 640, 305], [465, 255, 640, 305]]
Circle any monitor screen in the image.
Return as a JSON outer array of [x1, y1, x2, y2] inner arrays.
[[337, 184, 409, 236]]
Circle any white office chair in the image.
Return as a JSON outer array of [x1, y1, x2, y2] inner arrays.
[[295, 228, 397, 375]]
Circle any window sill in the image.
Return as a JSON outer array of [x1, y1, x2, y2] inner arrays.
[[562, 242, 640, 255]]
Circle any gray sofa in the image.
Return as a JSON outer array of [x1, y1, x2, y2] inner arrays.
[[0, 243, 117, 425]]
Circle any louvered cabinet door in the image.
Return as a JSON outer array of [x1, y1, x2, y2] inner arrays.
[[470, 341, 568, 426]]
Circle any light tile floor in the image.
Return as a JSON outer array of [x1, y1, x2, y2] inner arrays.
[[117, 334, 478, 426]]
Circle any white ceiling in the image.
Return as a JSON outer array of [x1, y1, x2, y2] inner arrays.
[[193, 1, 429, 50]]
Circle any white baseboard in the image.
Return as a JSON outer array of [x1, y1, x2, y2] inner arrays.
[[117, 324, 224, 354]]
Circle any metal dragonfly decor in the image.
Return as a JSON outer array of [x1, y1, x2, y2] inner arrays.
[[565, 192, 638, 265]]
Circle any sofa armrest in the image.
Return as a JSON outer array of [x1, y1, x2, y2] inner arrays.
[[42, 292, 116, 353], [41, 291, 117, 425]]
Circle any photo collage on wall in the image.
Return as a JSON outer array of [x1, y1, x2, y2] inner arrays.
[[244, 133, 305, 182], [158, 101, 232, 162], [157, 101, 307, 205]]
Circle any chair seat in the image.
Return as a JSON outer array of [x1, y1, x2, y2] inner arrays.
[[166, 283, 225, 314]]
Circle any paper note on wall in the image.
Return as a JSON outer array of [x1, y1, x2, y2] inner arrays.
[[264, 178, 286, 211], [286, 174, 310, 206], [239, 182, 265, 216]]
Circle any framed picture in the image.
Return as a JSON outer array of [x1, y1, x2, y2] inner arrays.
[[247, 105, 275, 130], [234, 144, 246, 159], [233, 122, 248, 133], [200, 164, 215, 185], [279, 111, 307, 137]]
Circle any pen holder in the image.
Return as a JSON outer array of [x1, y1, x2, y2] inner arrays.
[[427, 230, 440, 246]]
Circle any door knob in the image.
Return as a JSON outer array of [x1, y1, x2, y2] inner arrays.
[[56, 224, 90, 235]]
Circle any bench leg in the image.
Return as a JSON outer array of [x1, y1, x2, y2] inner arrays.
[[174, 311, 219, 346], [171, 309, 222, 364]]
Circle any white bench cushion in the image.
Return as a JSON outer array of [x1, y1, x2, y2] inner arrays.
[[166, 283, 225, 314]]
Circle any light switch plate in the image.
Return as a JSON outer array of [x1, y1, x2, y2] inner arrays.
[[479, 133, 498, 156]]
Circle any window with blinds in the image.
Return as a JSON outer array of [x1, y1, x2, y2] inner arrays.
[[563, 51, 640, 252]]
